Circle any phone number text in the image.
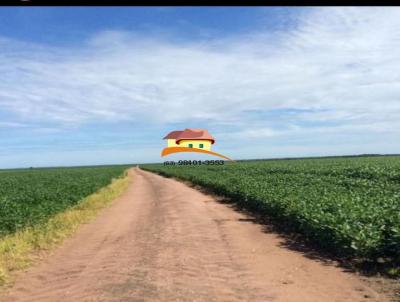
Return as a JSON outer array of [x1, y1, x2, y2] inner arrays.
[[163, 160, 224, 166]]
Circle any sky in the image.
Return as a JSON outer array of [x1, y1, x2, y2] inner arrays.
[[0, 7, 399, 168]]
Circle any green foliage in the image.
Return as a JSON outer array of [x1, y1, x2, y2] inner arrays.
[[143, 156, 400, 261], [0, 166, 129, 237]]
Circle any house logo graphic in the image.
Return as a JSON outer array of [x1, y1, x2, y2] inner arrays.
[[161, 128, 233, 161]]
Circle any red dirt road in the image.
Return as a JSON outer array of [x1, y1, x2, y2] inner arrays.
[[1, 168, 388, 302]]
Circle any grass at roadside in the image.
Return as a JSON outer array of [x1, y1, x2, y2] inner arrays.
[[0, 170, 131, 287]]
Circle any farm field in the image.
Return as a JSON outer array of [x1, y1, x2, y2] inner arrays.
[[0, 165, 129, 237], [142, 156, 400, 265], [0, 159, 398, 301], [1, 168, 390, 302]]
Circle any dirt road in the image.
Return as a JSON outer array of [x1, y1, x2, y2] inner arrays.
[[1, 168, 388, 302]]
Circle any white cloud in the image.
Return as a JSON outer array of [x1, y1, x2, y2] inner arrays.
[[0, 7, 400, 140], [0, 121, 28, 128]]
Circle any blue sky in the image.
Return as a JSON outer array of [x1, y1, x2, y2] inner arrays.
[[0, 7, 399, 168]]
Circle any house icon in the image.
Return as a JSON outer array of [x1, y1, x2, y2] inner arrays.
[[163, 128, 215, 151], [161, 128, 232, 161]]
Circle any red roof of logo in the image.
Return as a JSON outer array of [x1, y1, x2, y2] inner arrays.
[[163, 128, 215, 144], [163, 130, 182, 139]]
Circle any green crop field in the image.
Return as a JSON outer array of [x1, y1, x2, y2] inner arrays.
[[142, 156, 400, 264], [0, 165, 129, 237]]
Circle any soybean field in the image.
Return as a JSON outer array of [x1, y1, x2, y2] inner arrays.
[[0, 162, 395, 302], [0, 165, 129, 237], [142, 156, 400, 263]]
